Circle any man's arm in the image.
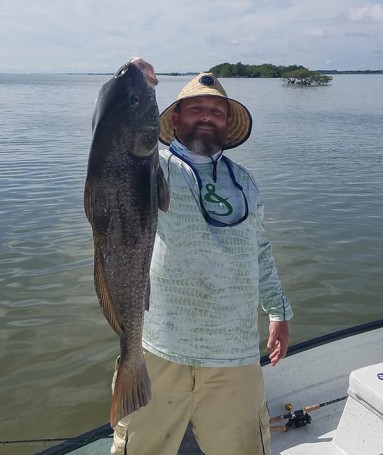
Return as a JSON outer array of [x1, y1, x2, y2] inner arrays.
[[254, 192, 293, 365], [255, 195, 293, 321]]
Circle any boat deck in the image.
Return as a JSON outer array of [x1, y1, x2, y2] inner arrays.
[[264, 326, 383, 455]]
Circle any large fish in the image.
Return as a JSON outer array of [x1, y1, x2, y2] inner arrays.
[[84, 58, 169, 428]]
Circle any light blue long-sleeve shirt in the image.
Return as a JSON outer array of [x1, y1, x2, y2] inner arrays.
[[143, 143, 293, 367]]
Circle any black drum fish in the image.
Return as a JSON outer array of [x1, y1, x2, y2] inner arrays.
[[84, 58, 169, 427]]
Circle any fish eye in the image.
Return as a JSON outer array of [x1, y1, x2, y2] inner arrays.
[[131, 95, 139, 106]]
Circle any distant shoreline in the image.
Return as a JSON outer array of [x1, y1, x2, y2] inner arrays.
[[1, 70, 382, 76], [151, 70, 383, 76], [75, 69, 383, 77], [317, 70, 383, 75]]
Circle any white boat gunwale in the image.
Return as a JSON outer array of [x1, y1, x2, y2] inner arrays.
[[34, 318, 383, 455]]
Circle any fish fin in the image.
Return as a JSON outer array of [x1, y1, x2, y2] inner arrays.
[[157, 166, 170, 212], [110, 354, 152, 428], [94, 248, 123, 336], [84, 179, 93, 223]]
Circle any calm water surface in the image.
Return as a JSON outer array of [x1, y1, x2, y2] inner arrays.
[[0, 73, 382, 453]]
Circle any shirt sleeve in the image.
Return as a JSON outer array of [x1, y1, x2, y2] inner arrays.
[[256, 195, 293, 322]]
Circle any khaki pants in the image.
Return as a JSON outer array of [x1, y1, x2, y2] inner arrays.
[[111, 352, 270, 455]]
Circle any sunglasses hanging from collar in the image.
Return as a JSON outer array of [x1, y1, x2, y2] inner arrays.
[[169, 146, 249, 227]]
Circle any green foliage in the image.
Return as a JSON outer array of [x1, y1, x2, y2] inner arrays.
[[208, 62, 332, 85], [283, 69, 332, 86]]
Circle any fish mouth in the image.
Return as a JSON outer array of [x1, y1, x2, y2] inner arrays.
[[129, 58, 158, 88], [114, 59, 158, 88]]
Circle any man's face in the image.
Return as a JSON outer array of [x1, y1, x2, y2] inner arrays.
[[171, 96, 231, 156]]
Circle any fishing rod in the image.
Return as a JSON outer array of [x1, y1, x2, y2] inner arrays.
[[0, 423, 113, 446], [0, 435, 113, 445], [269, 395, 348, 432]]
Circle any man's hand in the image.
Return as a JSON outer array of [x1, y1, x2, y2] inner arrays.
[[267, 321, 290, 366]]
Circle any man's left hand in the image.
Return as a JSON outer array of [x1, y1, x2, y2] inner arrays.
[[267, 321, 290, 366]]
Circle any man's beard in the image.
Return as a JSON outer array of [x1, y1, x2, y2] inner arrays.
[[187, 137, 222, 156], [182, 124, 225, 156]]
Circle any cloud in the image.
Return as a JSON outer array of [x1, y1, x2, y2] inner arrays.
[[0, 0, 382, 72], [348, 4, 383, 22], [302, 28, 330, 37]]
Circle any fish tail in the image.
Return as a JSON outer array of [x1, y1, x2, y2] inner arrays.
[[110, 359, 152, 428]]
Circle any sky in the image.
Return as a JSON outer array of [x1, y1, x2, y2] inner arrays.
[[1, 0, 383, 73]]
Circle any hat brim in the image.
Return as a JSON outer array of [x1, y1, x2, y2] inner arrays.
[[159, 95, 253, 150]]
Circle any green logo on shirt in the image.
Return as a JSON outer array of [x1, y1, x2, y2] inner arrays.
[[203, 184, 233, 216]]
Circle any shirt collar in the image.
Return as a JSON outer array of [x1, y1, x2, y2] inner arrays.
[[170, 138, 223, 165]]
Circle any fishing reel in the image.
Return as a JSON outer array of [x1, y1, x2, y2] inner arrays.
[[270, 396, 347, 432], [270, 402, 314, 432], [285, 409, 312, 429]]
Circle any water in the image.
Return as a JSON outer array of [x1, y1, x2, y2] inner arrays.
[[0, 73, 382, 453]]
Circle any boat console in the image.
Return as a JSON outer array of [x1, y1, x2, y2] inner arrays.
[[333, 362, 383, 454]]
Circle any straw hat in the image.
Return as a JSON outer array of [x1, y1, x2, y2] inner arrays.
[[159, 73, 252, 150]]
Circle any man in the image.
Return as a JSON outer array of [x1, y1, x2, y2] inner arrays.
[[111, 72, 293, 455]]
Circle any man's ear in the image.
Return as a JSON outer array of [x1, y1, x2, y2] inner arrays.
[[171, 111, 179, 129], [227, 112, 232, 127]]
